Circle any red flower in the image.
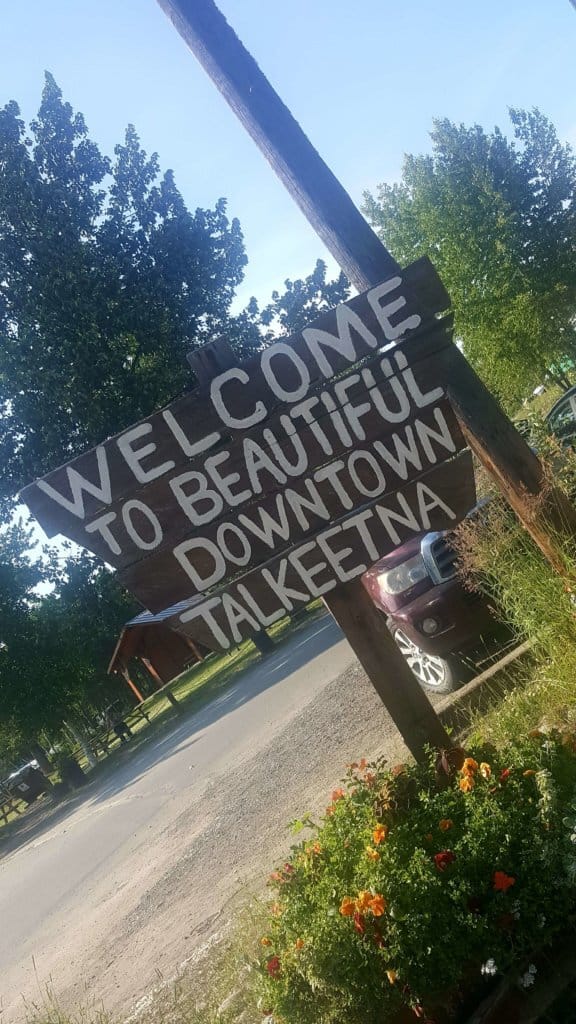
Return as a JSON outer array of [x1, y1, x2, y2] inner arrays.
[[266, 955, 281, 978], [434, 850, 456, 872], [353, 911, 366, 934], [499, 768, 511, 782], [493, 870, 515, 892]]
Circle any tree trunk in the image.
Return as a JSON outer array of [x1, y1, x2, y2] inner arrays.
[[29, 741, 52, 774], [63, 719, 97, 769]]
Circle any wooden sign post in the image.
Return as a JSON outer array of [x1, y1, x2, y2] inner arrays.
[[154, 0, 576, 554]]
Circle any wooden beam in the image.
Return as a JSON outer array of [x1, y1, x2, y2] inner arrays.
[[157, 0, 576, 573], [120, 665, 145, 704], [156, 0, 400, 289]]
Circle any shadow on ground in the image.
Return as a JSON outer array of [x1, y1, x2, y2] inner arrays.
[[0, 613, 344, 860]]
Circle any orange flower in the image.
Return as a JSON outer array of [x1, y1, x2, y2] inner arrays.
[[523, 769, 536, 777], [386, 969, 398, 985], [331, 788, 345, 802], [325, 804, 335, 816], [269, 871, 283, 883], [459, 776, 474, 793], [366, 846, 380, 861], [373, 824, 389, 845], [260, 936, 272, 946], [312, 841, 322, 854], [363, 771, 376, 785], [462, 757, 479, 776], [392, 763, 406, 776], [368, 894, 387, 916], [479, 763, 491, 779], [295, 938, 305, 949], [439, 818, 453, 832], [353, 911, 365, 934], [339, 896, 356, 917], [493, 870, 516, 893], [358, 757, 368, 771], [356, 890, 373, 912]]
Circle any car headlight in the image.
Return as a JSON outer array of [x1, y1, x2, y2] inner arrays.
[[380, 554, 429, 595]]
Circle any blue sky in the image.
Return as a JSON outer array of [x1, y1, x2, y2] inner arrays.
[[2, 0, 575, 311]]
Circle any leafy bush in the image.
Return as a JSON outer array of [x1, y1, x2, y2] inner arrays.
[[453, 439, 576, 744], [258, 736, 576, 1023]]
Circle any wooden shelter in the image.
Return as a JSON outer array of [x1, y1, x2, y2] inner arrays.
[[108, 601, 210, 701]]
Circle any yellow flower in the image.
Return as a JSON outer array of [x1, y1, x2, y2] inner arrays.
[[356, 890, 373, 912], [373, 824, 389, 845], [386, 969, 398, 985], [459, 776, 474, 793], [439, 818, 453, 831], [366, 846, 380, 861], [295, 938, 305, 949], [479, 762, 491, 779], [260, 936, 272, 946], [462, 757, 479, 776], [339, 896, 356, 917]]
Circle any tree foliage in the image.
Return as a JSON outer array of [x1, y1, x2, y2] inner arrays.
[[0, 77, 351, 754], [0, 534, 138, 760], [0, 73, 259, 506], [363, 109, 576, 409]]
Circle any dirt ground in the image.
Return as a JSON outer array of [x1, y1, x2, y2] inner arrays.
[[0, 622, 426, 1023]]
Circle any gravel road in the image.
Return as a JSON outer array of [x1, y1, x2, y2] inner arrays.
[[0, 614, 436, 1022]]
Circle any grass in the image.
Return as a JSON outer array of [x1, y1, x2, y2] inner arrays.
[[1, 603, 326, 829]]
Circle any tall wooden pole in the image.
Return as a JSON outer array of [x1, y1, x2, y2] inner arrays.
[[156, 0, 576, 548], [155, 0, 576, 758]]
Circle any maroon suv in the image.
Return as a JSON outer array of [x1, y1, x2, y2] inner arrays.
[[362, 528, 500, 693]]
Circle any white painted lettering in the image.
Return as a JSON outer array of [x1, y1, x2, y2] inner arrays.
[[243, 438, 287, 494], [221, 593, 260, 644], [347, 450, 387, 498], [303, 303, 379, 378], [260, 343, 311, 403], [216, 522, 252, 567], [170, 470, 223, 527], [239, 494, 291, 548], [117, 423, 175, 484], [211, 368, 267, 429], [173, 536, 226, 591], [84, 512, 122, 556], [416, 483, 456, 529], [204, 450, 251, 506], [36, 446, 112, 520], [179, 597, 231, 650], [393, 350, 443, 408], [162, 409, 220, 458], [121, 500, 163, 551], [367, 277, 421, 341]]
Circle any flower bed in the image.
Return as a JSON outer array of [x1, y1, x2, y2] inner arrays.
[[258, 733, 576, 1023]]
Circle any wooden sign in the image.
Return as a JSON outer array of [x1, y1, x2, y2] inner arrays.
[[20, 264, 475, 652]]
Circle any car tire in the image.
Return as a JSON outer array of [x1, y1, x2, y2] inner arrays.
[[390, 626, 463, 694]]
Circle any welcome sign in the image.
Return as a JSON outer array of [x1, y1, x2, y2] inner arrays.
[[21, 263, 475, 651]]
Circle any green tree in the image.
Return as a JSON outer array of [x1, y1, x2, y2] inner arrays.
[[0, 73, 258, 507], [0, 538, 137, 759], [363, 109, 576, 409]]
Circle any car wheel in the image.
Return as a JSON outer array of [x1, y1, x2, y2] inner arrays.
[[391, 627, 461, 694]]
